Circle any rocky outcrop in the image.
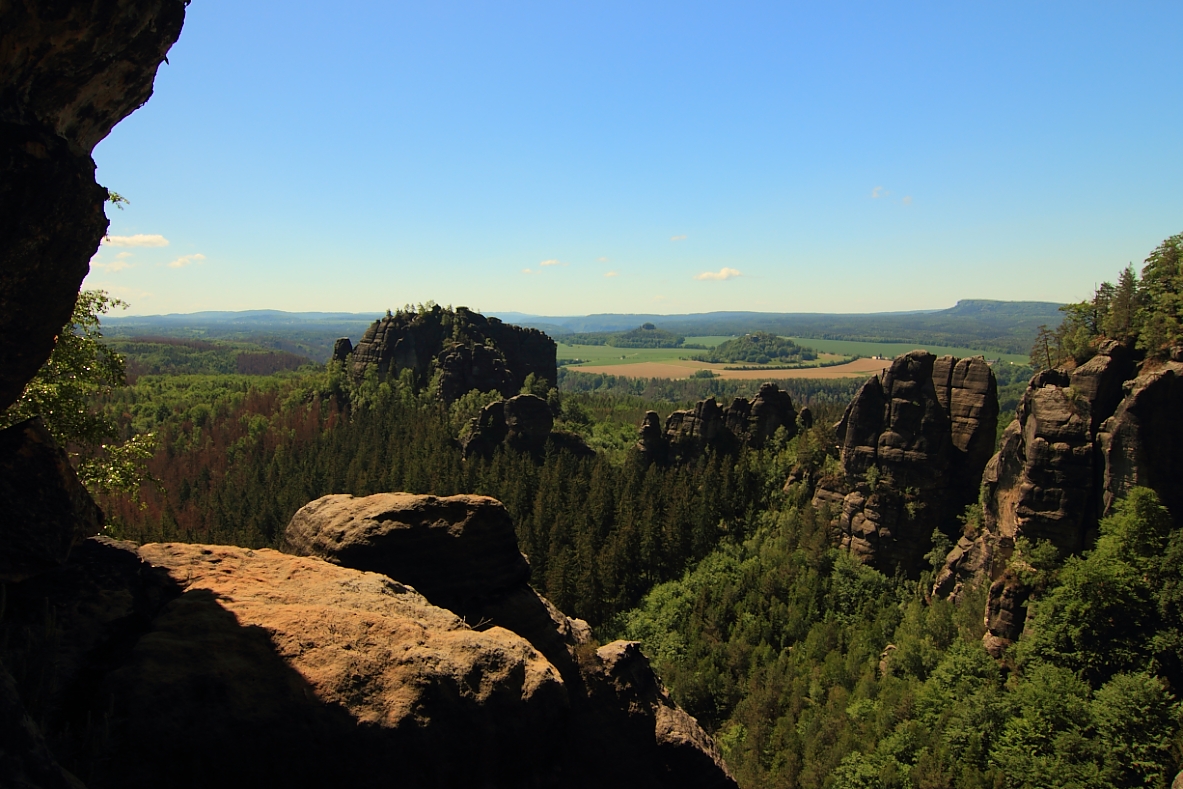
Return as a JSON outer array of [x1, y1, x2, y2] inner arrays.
[[3, 537, 570, 788], [982, 568, 1034, 658], [1097, 363, 1183, 523], [349, 306, 557, 403], [284, 492, 736, 788], [935, 344, 1183, 651], [639, 382, 798, 462], [812, 352, 998, 575], [0, 0, 187, 411], [0, 417, 103, 583], [982, 342, 1137, 555], [460, 394, 594, 460], [0, 497, 735, 788], [331, 337, 353, 362], [284, 493, 532, 614]]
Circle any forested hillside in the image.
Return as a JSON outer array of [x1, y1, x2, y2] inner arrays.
[[17, 238, 1183, 789]]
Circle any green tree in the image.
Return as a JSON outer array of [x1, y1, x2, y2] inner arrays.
[[0, 289, 155, 496], [1136, 233, 1183, 358]]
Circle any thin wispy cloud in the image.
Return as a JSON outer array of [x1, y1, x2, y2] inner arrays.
[[521, 268, 534, 275], [871, 186, 888, 199], [597, 256, 609, 262], [604, 271, 618, 278], [102, 234, 169, 247], [694, 267, 742, 281], [539, 259, 567, 267], [90, 251, 135, 273], [902, 195, 913, 206], [168, 253, 206, 269], [670, 234, 687, 242]]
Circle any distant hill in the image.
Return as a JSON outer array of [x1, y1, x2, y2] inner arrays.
[[104, 311, 381, 362], [494, 300, 1065, 355], [103, 300, 1064, 360]]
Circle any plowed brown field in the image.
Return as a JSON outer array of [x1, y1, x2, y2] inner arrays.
[[571, 357, 888, 380]]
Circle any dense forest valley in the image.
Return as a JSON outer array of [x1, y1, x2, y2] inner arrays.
[[6, 234, 1183, 788]]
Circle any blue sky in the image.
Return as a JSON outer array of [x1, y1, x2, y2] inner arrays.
[[85, 1, 1183, 316]]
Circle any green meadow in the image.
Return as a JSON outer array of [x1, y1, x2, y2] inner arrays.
[[557, 336, 734, 366]]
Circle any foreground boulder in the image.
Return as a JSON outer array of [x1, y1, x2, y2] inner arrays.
[[812, 352, 998, 575], [285, 492, 736, 788], [0, 496, 735, 788]]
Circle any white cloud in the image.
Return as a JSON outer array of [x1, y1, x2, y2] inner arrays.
[[521, 268, 534, 275], [902, 195, 913, 206], [694, 267, 742, 281], [604, 271, 618, 278], [102, 234, 169, 247], [539, 259, 567, 267], [168, 253, 206, 269], [96, 259, 134, 273], [871, 186, 887, 199], [670, 234, 687, 242]]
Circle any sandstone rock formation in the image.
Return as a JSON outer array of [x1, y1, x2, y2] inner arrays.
[[0, 496, 735, 788], [460, 394, 594, 460], [284, 492, 736, 788], [0, 417, 103, 583], [638, 382, 798, 462], [349, 305, 557, 403], [331, 336, 353, 362], [0, 0, 186, 411], [812, 352, 998, 575], [935, 343, 1183, 641]]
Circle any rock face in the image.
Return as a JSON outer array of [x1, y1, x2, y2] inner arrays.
[[0, 497, 735, 788], [350, 305, 557, 403], [284, 493, 532, 614], [983, 342, 1136, 554], [0, 417, 103, 583], [812, 352, 998, 575], [935, 344, 1183, 653], [0, 0, 186, 411], [284, 493, 736, 789], [460, 394, 594, 460], [331, 336, 353, 362], [639, 382, 798, 462]]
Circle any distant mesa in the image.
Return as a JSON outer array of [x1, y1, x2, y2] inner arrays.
[[341, 305, 557, 403]]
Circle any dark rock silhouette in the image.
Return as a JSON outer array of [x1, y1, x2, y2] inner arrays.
[[0, 0, 186, 411], [638, 382, 798, 462], [331, 337, 353, 362], [0, 418, 103, 583], [812, 352, 998, 575], [349, 305, 556, 403]]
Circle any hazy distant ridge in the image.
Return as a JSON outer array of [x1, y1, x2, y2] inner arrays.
[[104, 299, 1063, 359]]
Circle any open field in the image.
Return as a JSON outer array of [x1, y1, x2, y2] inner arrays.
[[571, 356, 890, 380], [785, 337, 1028, 365]]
